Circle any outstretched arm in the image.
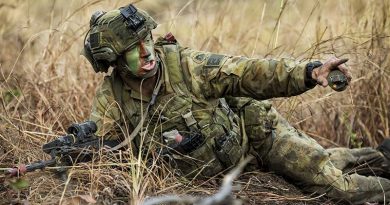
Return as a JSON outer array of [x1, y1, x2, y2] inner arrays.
[[209, 56, 310, 99], [181, 48, 351, 100]]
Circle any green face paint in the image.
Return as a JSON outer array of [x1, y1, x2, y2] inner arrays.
[[122, 34, 157, 78]]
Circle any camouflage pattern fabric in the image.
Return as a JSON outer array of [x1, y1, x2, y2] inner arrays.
[[89, 36, 390, 204], [265, 108, 390, 204]]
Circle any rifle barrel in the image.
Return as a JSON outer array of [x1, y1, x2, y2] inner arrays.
[[5, 158, 56, 177]]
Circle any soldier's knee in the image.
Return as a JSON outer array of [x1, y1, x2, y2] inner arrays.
[[267, 133, 331, 183], [240, 100, 277, 160], [243, 100, 276, 138]]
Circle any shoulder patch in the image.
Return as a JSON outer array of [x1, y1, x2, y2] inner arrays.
[[205, 54, 225, 67], [192, 53, 206, 64]]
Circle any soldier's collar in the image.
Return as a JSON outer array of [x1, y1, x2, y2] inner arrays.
[[124, 63, 163, 102], [124, 85, 151, 102]]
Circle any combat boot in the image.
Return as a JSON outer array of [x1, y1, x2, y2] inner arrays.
[[377, 138, 390, 174]]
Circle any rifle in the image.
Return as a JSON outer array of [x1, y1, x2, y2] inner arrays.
[[5, 121, 119, 177]]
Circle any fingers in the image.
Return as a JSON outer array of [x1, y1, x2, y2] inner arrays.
[[336, 58, 349, 66], [327, 57, 352, 82], [317, 76, 328, 87], [332, 58, 352, 82], [330, 58, 349, 69], [337, 64, 352, 82], [313, 56, 352, 87]]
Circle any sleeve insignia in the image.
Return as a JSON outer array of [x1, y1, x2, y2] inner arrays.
[[192, 53, 206, 64], [205, 54, 225, 67]]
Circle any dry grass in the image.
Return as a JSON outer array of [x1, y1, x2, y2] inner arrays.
[[0, 0, 389, 204]]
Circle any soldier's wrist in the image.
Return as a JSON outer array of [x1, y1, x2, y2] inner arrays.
[[305, 61, 323, 88]]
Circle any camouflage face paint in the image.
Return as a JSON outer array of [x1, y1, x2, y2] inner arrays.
[[123, 34, 157, 78]]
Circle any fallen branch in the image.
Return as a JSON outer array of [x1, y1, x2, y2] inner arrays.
[[142, 156, 253, 205]]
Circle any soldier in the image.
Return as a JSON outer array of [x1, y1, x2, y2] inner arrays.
[[82, 4, 390, 204]]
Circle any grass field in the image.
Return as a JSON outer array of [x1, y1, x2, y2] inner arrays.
[[0, 0, 389, 204]]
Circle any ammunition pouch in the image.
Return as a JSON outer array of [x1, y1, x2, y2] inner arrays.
[[214, 130, 242, 168], [162, 98, 243, 178], [212, 98, 243, 168]]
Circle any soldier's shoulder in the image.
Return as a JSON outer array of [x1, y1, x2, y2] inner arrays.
[[155, 32, 180, 47], [94, 74, 115, 97], [180, 48, 230, 68], [154, 33, 230, 68]]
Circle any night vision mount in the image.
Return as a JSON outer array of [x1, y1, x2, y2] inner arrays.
[[120, 4, 146, 31]]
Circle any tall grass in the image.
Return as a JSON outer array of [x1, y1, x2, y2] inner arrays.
[[0, 0, 389, 204]]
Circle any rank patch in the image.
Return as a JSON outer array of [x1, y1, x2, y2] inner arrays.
[[205, 54, 225, 67]]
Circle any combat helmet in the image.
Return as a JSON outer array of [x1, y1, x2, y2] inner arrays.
[[82, 4, 158, 73]]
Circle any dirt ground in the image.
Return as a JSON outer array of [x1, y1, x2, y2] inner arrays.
[[0, 146, 342, 205], [0, 167, 343, 205], [234, 172, 338, 205]]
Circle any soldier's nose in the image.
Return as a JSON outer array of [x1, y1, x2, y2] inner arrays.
[[139, 41, 151, 58]]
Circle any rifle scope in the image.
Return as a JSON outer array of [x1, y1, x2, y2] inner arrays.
[[67, 121, 97, 138], [42, 121, 97, 154]]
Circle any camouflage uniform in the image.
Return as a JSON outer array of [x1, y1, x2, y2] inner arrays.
[[84, 6, 390, 203], [89, 34, 390, 204]]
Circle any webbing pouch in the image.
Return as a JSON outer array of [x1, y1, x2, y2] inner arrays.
[[214, 131, 242, 168], [212, 99, 243, 168]]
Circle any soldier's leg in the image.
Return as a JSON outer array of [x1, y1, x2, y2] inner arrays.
[[264, 108, 390, 204], [229, 97, 390, 203], [227, 98, 276, 168], [327, 147, 387, 176]]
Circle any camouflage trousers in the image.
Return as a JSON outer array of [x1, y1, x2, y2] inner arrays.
[[241, 99, 390, 204]]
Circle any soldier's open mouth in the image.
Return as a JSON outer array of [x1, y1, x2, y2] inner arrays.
[[141, 60, 156, 70]]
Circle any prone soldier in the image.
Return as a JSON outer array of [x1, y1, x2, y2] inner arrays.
[[82, 4, 390, 204]]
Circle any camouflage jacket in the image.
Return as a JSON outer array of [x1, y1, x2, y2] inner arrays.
[[89, 34, 313, 176]]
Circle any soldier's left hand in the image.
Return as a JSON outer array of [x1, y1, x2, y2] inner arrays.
[[312, 57, 352, 87]]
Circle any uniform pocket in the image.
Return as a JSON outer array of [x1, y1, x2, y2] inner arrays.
[[214, 130, 243, 168], [171, 138, 224, 178]]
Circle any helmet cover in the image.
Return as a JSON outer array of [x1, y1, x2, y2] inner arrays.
[[83, 4, 157, 73]]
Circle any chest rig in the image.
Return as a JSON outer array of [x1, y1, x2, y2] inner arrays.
[[111, 35, 244, 177]]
